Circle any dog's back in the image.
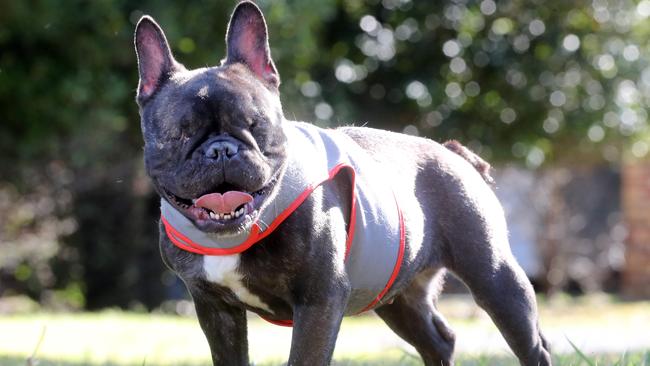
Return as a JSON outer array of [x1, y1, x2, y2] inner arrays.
[[337, 125, 504, 274]]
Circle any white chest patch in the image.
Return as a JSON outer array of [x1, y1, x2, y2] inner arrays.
[[202, 255, 274, 314]]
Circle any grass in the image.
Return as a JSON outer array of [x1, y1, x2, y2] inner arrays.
[[0, 294, 648, 365], [2, 350, 649, 366]]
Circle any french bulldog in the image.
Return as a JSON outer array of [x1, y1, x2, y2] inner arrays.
[[133, 2, 552, 365]]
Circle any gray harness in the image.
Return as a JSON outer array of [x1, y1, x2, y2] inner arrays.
[[161, 121, 404, 317]]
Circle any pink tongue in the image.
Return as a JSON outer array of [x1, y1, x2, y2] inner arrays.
[[195, 191, 254, 214]]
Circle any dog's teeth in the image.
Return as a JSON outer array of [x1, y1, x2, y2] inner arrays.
[[224, 214, 231, 220], [219, 213, 224, 219], [209, 212, 217, 220], [234, 210, 241, 218]]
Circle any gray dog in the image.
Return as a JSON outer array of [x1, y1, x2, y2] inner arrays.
[[133, 2, 551, 365]]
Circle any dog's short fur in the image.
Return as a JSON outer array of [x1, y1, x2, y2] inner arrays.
[[133, 2, 552, 365]]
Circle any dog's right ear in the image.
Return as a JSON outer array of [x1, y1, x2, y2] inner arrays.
[[134, 16, 179, 103], [224, 1, 279, 88]]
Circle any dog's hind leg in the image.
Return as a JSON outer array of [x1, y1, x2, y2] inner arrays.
[[375, 268, 456, 366], [442, 206, 552, 365], [426, 156, 553, 366]]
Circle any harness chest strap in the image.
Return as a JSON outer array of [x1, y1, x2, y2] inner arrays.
[[161, 163, 357, 257]]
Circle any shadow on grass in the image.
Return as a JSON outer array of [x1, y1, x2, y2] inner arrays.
[[257, 352, 523, 366]]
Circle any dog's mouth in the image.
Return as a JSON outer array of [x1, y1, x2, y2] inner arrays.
[[163, 180, 275, 232]]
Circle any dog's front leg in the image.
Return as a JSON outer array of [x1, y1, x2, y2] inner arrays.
[[190, 287, 249, 366], [287, 284, 350, 366]]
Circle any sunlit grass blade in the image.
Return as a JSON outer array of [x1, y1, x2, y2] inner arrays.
[[26, 325, 47, 366], [566, 337, 596, 366]]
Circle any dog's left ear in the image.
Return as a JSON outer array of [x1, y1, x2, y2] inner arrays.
[[134, 16, 181, 102], [224, 1, 280, 88]]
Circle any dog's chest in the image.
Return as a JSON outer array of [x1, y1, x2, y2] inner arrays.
[[202, 255, 273, 313]]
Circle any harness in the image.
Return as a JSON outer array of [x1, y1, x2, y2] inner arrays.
[[161, 121, 405, 326]]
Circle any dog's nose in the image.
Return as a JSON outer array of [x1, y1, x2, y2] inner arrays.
[[205, 140, 239, 159]]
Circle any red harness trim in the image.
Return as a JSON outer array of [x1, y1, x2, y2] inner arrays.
[[161, 163, 356, 256], [260, 318, 295, 327], [160, 163, 404, 327], [265, 193, 405, 327], [356, 191, 405, 314]]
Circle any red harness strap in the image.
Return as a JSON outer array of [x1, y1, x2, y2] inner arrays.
[[160, 163, 405, 327], [356, 191, 405, 314], [161, 163, 357, 257]]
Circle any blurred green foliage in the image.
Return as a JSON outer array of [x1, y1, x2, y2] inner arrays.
[[299, 0, 650, 165], [0, 0, 649, 309]]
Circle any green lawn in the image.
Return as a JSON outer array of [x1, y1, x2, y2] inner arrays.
[[0, 295, 648, 365]]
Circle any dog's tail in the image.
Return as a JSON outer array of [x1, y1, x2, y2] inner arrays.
[[443, 140, 494, 185]]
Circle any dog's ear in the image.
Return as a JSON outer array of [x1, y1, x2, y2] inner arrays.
[[134, 16, 179, 102], [224, 1, 280, 88]]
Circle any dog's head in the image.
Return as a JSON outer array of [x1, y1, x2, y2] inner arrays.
[[134, 2, 287, 234]]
